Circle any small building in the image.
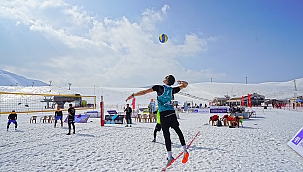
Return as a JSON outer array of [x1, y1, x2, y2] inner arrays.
[[226, 97, 242, 106], [250, 93, 265, 106], [212, 97, 229, 106], [54, 93, 82, 109], [225, 93, 265, 107]]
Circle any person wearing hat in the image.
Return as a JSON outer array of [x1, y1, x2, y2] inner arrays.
[[7, 110, 18, 131], [54, 107, 63, 127], [125, 75, 189, 166]]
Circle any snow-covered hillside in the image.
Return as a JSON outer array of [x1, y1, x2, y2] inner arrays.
[[0, 78, 302, 111], [0, 69, 48, 86], [1, 69, 302, 102], [185, 78, 303, 101]]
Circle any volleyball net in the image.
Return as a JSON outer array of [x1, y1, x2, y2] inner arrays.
[[0, 92, 96, 114]]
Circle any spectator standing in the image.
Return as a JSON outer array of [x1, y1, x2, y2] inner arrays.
[[124, 104, 132, 127], [67, 104, 75, 135]]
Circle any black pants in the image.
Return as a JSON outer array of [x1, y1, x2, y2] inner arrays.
[[154, 123, 162, 138], [68, 119, 75, 134], [125, 114, 132, 124], [160, 110, 186, 151]]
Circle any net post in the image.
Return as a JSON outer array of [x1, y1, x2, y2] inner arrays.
[[100, 96, 105, 126]]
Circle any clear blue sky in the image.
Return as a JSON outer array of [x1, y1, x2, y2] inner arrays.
[[0, 0, 302, 87]]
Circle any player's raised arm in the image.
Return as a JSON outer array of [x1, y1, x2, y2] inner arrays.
[[177, 80, 188, 90], [125, 87, 154, 102]]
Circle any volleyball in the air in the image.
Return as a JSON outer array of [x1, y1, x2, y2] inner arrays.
[[159, 33, 168, 43]]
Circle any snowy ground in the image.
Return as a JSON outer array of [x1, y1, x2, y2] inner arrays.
[[1, 107, 303, 172]]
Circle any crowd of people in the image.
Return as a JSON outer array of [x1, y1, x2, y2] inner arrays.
[[7, 104, 76, 135], [209, 114, 244, 128]]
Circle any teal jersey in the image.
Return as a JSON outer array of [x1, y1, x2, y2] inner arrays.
[[157, 85, 175, 112]]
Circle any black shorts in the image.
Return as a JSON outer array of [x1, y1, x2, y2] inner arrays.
[[155, 123, 162, 131], [160, 110, 179, 129]]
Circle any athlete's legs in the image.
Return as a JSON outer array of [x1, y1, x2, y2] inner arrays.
[[126, 115, 131, 124], [170, 115, 186, 146], [161, 116, 172, 151], [171, 117, 188, 163], [7, 121, 11, 129], [172, 126, 186, 146], [162, 126, 171, 151], [68, 122, 71, 134], [71, 122, 75, 133], [153, 129, 157, 139]]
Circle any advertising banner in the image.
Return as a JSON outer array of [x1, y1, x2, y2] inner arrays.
[[287, 126, 303, 157], [64, 114, 90, 123], [105, 110, 124, 124], [209, 106, 229, 113], [193, 108, 209, 113]]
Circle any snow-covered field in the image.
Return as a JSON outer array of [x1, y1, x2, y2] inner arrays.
[[1, 107, 303, 172], [1, 79, 303, 172]]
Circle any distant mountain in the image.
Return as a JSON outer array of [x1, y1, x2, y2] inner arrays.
[[0, 69, 48, 86]]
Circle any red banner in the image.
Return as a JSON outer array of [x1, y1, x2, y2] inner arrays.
[[248, 94, 252, 108], [241, 96, 245, 106], [131, 98, 136, 110]]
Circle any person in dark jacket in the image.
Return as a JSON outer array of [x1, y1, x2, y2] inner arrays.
[[124, 104, 132, 127], [67, 104, 75, 135], [54, 107, 63, 128], [7, 110, 17, 131]]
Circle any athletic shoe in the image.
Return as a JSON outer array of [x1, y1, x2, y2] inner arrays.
[[66, 133, 71, 135], [129, 125, 132, 127], [125, 125, 128, 127], [182, 152, 189, 164], [152, 138, 156, 142], [166, 157, 175, 167]]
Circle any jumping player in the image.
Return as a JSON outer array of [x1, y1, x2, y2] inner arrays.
[[7, 110, 17, 131], [126, 75, 189, 166]]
